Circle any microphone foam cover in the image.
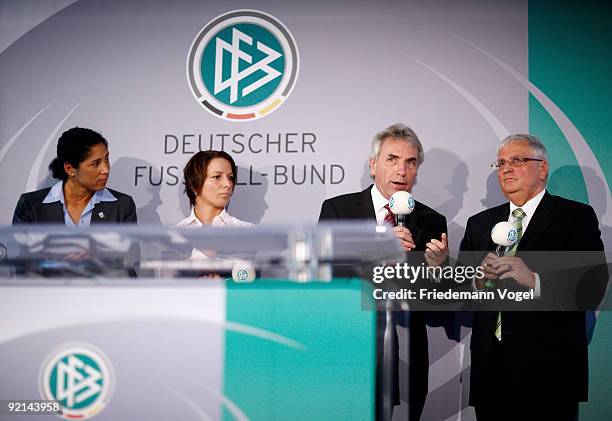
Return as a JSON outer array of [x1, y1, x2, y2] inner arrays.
[[389, 191, 415, 215], [491, 221, 518, 247], [232, 261, 256, 282]]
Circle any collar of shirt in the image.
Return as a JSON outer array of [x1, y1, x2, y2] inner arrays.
[[177, 208, 241, 227], [370, 184, 390, 225], [42, 181, 117, 226], [508, 188, 546, 233]]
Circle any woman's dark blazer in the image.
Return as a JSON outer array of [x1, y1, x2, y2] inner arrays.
[[12, 187, 137, 224]]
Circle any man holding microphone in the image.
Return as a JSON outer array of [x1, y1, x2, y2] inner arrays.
[[319, 123, 448, 420], [459, 134, 607, 420]]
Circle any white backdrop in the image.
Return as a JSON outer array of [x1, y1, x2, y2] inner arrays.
[[0, 1, 533, 419]]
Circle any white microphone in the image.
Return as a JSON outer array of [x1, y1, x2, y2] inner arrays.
[[490, 221, 517, 256], [231, 261, 256, 282], [389, 191, 415, 227], [485, 221, 518, 289]]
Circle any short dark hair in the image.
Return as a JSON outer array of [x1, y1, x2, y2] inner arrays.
[[183, 150, 237, 207], [48, 127, 108, 181]]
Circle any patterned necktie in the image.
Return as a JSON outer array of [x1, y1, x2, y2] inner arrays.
[[505, 208, 525, 256], [495, 208, 526, 341], [383, 204, 396, 226]]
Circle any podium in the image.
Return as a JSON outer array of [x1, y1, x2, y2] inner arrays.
[[0, 223, 404, 420]]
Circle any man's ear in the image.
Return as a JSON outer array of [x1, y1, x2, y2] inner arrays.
[[369, 159, 376, 178], [539, 160, 549, 181]]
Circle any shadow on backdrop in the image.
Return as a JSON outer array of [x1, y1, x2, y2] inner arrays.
[[37, 173, 56, 191], [111, 157, 162, 225], [228, 166, 269, 225], [480, 170, 506, 209], [397, 148, 470, 421], [413, 148, 470, 342], [549, 165, 611, 344], [360, 159, 372, 190]]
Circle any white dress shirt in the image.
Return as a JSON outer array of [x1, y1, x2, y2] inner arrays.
[[370, 184, 391, 225], [508, 188, 546, 235], [176, 208, 253, 260], [176, 208, 254, 228]]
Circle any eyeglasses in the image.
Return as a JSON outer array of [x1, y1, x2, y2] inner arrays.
[[490, 157, 544, 170]]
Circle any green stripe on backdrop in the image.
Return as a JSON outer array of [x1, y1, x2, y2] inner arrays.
[[529, 0, 612, 198], [223, 279, 375, 420], [529, 95, 588, 203], [529, 1, 612, 420]]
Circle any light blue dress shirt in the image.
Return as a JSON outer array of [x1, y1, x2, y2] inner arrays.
[[42, 181, 117, 227]]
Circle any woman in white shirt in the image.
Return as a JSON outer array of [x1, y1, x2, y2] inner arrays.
[[177, 150, 252, 227]]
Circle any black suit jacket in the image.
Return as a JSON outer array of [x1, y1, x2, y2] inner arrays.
[[319, 185, 447, 250], [319, 185, 447, 414], [12, 186, 138, 224], [459, 191, 607, 405]]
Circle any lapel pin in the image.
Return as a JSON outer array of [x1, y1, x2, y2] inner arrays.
[[98, 212, 105, 219]]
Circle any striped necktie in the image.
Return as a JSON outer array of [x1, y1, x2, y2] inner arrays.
[[495, 208, 526, 341], [383, 204, 396, 226], [505, 208, 526, 256]]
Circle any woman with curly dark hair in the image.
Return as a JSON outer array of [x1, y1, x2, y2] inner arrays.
[[12, 127, 137, 225]]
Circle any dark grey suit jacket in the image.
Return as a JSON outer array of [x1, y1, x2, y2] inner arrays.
[[12, 187, 137, 224]]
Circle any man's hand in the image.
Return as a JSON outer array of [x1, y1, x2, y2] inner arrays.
[[425, 233, 449, 267], [491, 256, 536, 289], [476, 252, 499, 289], [480, 253, 499, 279], [392, 226, 415, 251]]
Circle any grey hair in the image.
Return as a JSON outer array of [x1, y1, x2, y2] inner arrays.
[[498, 134, 549, 161], [369, 123, 424, 165]]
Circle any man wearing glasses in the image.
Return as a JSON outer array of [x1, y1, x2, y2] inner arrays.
[[458, 134, 607, 420]]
